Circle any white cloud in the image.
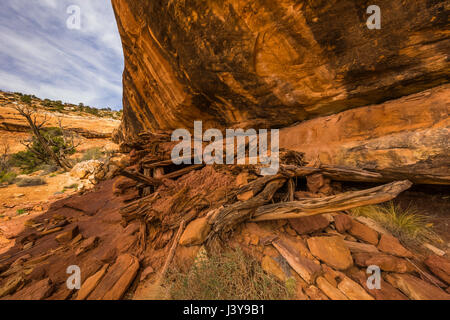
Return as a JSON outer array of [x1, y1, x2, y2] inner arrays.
[[0, 0, 124, 109], [40, 0, 58, 9]]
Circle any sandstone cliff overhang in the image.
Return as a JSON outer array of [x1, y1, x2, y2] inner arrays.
[[111, 0, 449, 138]]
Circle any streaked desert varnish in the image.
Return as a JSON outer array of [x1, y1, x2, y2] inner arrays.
[[111, 0, 449, 138]]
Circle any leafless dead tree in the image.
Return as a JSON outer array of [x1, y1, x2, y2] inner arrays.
[[0, 142, 10, 171], [13, 103, 73, 171], [56, 116, 81, 157]]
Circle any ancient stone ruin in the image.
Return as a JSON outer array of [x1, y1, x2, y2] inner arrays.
[[0, 1, 449, 300]]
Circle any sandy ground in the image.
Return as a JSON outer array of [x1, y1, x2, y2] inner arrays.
[[0, 93, 122, 255], [0, 134, 119, 255], [0, 105, 120, 134], [0, 171, 80, 254], [0, 104, 120, 254], [0, 172, 79, 208], [0, 129, 119, 155], [0, 131, 29, 154]]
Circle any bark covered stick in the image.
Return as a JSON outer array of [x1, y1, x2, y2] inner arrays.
[[208, 178, 287, 239], [280, 164, 384, 182], [120, 169, 163, 186], [159, 220, 186, 280], [251, 180, 412, 222], [160, 164, 204, 180], [142, 220, 186, 300]]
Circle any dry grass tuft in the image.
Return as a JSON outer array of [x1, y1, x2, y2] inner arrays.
[[164, 247, 295, 300], [351, 201, 442, 245]]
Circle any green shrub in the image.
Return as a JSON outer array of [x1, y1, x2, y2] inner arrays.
[[81, 147, 104, 161], [16, 209, 28, 215], [0, 171, 17, 184], [64, 183, 78, 190], [9, 127, 76, 173], [10, 151, 43, 173], [164, 248, 294, 300], [42, 99, 65, 112], [20, 95, 32, 105], [15, 176, 46, 187], [84, 106, 99, 116]]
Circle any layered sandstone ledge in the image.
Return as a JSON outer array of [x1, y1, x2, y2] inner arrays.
[[280, 84, 450, 185], [111, 0, 449, 137], [111, 0, 449, 184]]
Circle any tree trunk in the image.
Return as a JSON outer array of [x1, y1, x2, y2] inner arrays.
[[24, 113, 72, 171]]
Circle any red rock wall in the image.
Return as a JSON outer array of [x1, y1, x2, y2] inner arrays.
[[111, 0, 449, 139]]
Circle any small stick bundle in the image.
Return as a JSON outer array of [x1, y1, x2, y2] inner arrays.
[[120, 192, 160, 224], [121, 169, 163, 187], [142, 220, 186, 300], [207, 177, 287, 240], [207, 179, 412, 242]]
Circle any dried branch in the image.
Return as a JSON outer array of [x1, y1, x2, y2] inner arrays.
[[13, 103, 72, 171], [207, 178, 287, 240], [251, 180, 413, 221]]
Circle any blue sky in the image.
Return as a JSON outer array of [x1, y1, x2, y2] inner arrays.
[[0, 0, 124, 110]]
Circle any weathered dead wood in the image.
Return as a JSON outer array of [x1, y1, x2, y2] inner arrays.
[[13, 103, 73, 171], [160, 164, 204, 180], [281, 164, 450, 185], [137, 222, 147, 256], [159, 220, 185, 279], [142, 159, 172, 168], [120, 169, 163, 187], [234, 164, 383, 202], [236, 174, 286, 197], [283, 178, 295, 202], [122, 163, 203, 191], [251, 180, 412, 221], [153, 167, 165, 177], [280, 164, 384, 182], [272, 239, 322, 284], [318, 166, 384, 182], [208, 178, 287, 238], [142, 156, 194, 168], [142, 168, 152, 196], [120, 192, 160, 223], [143, 220, 186, 300]]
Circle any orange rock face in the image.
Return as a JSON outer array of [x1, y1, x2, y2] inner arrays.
[[288, 215, 330, 235], [377, 234, 413, 258], [279, 84, 450, 184], [179, 217, 211, 246], [334, 214, 352, 233], [385, 273, 450, 300], [111, 1, 449, 184], [353, 252, 415, 273], [424, 255, 450, 285], [307, 236, 353, 271], [88, 254, 139, 300], [348, 220, 379, 246], [111, 0, 449, 138]]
